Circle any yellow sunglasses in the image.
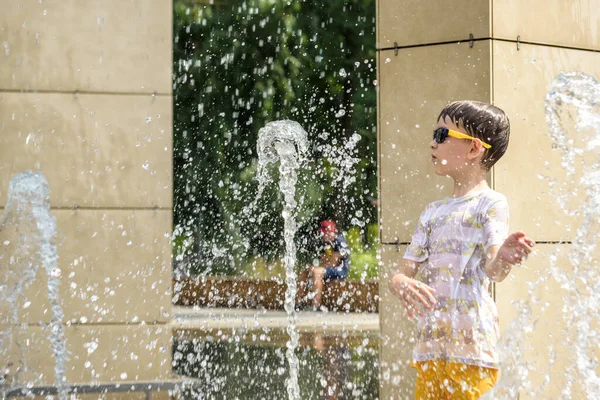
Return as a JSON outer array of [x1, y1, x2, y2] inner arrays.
[[433, 127, 492, 149]]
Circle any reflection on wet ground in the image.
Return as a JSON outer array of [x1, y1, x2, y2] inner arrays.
[[171, 307, 379, 399]]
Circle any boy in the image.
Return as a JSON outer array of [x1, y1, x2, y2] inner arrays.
[[388, 100, 535, 399]]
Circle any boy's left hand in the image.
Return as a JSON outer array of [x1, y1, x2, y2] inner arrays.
[[498, 231, 535, 264], [320, 252, 342, 268]]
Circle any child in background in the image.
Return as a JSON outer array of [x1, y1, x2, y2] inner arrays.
[[297, 220, 350, 309], [388, 101, 535, 399]]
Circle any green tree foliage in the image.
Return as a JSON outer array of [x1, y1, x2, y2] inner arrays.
[[173, 0, 377, 276]]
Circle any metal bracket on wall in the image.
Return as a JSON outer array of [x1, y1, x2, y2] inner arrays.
[[394, 42, 398, 56], [517, 35, 521, 51], [469, 33, 474, 48], [395, 238, 401, 252]]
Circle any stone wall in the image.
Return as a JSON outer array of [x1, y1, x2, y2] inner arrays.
[[0, 0, 173, 393]]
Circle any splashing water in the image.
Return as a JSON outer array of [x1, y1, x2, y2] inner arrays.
[[0, 171, 68, 399], [256, 120, 309, 400], [545, 72, 600, 397], [486, 72, 600, 399]]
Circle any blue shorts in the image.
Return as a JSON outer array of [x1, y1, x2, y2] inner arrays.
[[324, 266, 348, 281]]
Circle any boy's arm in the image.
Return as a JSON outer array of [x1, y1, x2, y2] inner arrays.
[[391, 209, 434, 317], [388, 259, 436, 318], [485, 231, 535, 282]]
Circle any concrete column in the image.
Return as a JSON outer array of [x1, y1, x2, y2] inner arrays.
[[0, 0, 173, 394], [492, 1, 600, 398]]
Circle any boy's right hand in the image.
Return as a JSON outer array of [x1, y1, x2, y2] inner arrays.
[[389, 274, 436, 318]]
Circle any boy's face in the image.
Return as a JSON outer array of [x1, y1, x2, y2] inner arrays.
[[320, 230, 337, 244], [430, 116, 484, 177]]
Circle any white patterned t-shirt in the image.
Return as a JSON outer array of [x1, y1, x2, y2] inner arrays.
[[403, 189, 509, 369]]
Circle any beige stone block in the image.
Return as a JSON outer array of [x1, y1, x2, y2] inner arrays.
[[65, 394, 170, 400], [0, 0, 172, 94], [378, 42, 491, 243], [57, 209, 173, 324], [66, 324, 172, 384], [377, 0, 490, 49], [379, 302, 417, 400], [0, 196, 45, 325], [0, 92, 173, 208], [0, 323, 55, 387], [379, 244, 408, 306], [32, 395, 168, 400], [493, 0, 600, 51], [1, 324, 172, 387], [0, 265, 48, 325], [0, 209, 172, 325], [25, 388, 172, 399], [492, 41, 600, 242], [495, 243, 596, 399]]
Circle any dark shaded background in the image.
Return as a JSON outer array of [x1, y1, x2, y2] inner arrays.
[[173, 0, 377, 278]]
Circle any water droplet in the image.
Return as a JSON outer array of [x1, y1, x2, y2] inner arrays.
[[84, 340, 97, 354]]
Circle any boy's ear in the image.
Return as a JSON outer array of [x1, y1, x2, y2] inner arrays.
[[467, 139, 486, 161]]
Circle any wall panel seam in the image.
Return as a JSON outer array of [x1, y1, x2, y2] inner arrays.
[[0, 89, 172, 97], [490, 0, 494, 38], [379, 38, 600, 54], [376, 51, 383, 245], [491, 38, 495, 192], [10, 322, 171, 327], [378, 38, 491, 52], [0, 207, 174, 211], [492, 38, 600, 54]]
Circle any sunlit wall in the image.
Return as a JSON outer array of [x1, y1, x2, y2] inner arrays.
[[377, 1, 600, 398]]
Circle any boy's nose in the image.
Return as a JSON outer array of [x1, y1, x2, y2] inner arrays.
[[429, 138, 438, 148]]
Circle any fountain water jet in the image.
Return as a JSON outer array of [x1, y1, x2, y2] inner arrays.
[[485, 72, 600, 399], [256, 120, 309, 400], [544, 72, 600, 397], [0, 171, 67, 399]]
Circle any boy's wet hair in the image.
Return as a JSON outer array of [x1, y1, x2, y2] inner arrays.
[[437, 100, 510, 170]]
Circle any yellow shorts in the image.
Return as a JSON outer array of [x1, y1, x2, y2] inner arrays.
[[413, 360, 498, 400]]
